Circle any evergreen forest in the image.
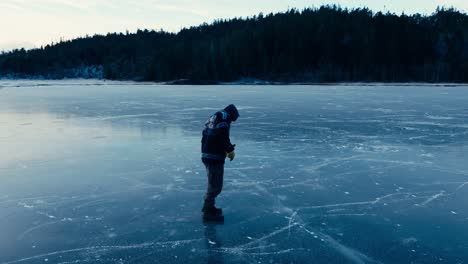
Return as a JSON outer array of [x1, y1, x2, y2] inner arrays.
[[1, 6, 467, 83]]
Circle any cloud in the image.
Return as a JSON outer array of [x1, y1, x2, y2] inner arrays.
[[0, 1, 25, 10]]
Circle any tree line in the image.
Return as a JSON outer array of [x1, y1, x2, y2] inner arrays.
[[1, 6, 467, 83]]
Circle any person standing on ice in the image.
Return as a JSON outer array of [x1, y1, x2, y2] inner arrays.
[[201, 104, 239, 221]]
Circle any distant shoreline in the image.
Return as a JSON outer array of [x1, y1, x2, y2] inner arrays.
[[1, 8, 467, 84], [0, 78, 467, 88]]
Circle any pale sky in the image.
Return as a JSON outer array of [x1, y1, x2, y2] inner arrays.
[[1, 0, 467, 51]]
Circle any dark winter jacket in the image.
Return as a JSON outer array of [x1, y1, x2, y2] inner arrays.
[[201, 105, 239, 163]]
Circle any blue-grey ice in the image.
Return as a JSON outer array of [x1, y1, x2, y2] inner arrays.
[[1, 81, 468, 263]]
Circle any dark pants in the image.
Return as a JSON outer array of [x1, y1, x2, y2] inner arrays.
[[203, 161, 224, 207]]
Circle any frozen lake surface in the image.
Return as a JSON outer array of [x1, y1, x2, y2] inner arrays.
[[1, 81, 468, 263]]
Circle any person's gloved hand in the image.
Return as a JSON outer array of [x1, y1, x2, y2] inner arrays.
[[226, 151, 235, 161]]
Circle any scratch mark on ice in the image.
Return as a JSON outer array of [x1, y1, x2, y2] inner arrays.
[[416, 191, 445, 207], [1, 239, 201, 264]]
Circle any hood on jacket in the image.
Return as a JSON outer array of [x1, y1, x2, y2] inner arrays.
[[224, 104, 239, 122]]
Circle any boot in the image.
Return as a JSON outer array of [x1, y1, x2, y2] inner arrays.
[[202, 205, 224, 222], [202, 204, 223, 216]]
